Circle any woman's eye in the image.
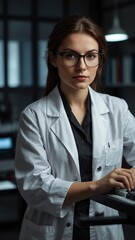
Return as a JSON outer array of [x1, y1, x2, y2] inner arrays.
[[64, 53, 77, 59], [86, 54, 96, 60]]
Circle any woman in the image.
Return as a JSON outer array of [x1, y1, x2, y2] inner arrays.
[[15, 15, 135, 240]]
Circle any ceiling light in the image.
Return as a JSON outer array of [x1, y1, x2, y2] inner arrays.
[[105, 0, 128, 42]]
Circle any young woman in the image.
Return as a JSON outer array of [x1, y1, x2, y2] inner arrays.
[[15, 15, 135, 240]]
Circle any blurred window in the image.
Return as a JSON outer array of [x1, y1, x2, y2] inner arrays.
[[8, 21, 32, 87]]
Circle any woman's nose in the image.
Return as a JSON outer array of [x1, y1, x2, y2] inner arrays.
[[76, 56, 86, 70]]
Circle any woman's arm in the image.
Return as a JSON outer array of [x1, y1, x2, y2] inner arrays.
[[63, 167, 135, 206]]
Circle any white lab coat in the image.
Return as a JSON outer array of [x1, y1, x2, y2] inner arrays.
[[15, 85, 135, 240]]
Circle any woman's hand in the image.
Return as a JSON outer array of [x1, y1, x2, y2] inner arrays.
[[93, 167, 135, 195], [63, 168, 135, 206]]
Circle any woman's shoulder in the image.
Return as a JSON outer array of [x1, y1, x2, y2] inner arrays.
[[21, 85, 60, 117], [99, 92, 128, 111], [22, 96, 47, 117], [89, 87, 128, 112]]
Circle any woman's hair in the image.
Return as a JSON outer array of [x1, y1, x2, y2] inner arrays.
[[45, 15, 107, 95]]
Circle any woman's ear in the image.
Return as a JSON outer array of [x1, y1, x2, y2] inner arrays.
[[49, 51, 57, 67]]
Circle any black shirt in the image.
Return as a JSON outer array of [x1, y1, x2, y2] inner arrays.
[[59, 87, 92, 240]]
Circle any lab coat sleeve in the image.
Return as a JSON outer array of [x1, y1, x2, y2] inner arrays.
[[15, 108, 73, 218], [123, 100, 135, 166]]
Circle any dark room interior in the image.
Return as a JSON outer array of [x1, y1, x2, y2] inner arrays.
[[0, 0, 135, 239]]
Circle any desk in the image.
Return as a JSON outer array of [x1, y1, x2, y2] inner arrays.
[[77, 194, 135, 227]]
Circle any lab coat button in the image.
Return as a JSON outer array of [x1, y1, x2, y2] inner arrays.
[[82, 140, 86, 144], [66, 222, 71, 227], [74, 176, 78, 181], [97, 166, 102, 172]]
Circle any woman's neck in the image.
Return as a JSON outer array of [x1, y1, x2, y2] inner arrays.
[[59, 85, 89, 125], [60, 85, 89, 109]]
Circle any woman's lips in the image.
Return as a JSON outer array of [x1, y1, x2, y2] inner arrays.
[[72, 75, 88, 81]]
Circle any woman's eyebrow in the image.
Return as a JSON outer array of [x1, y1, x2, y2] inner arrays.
[[61, 48, 77, 52], [61, 48, 99, 53]]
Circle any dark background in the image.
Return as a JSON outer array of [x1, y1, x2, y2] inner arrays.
[[0, 0, 135, 239]]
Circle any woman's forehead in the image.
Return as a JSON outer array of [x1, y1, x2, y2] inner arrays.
[[59, 32, 99, 52]]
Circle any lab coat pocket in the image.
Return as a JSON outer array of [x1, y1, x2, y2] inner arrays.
[[19, 218, 55, 240], [105, 139, 123, 167]]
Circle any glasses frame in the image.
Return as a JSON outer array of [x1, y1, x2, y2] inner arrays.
[[55, 50, 103, 67]]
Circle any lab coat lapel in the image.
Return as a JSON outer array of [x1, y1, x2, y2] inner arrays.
[[46, 86, 80, 173], [89, 87, 109, 161]]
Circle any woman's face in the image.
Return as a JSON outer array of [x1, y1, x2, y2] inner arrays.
[[52, 32, 99, 93]]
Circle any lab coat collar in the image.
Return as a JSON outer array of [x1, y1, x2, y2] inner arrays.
[[89, 87, 109, 161], [46, 86, 80, 172], [46, 85, 110, 170], [88, 87, 109, 114], [46, 85, 109, 116]]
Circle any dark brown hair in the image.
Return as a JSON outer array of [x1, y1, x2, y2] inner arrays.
[[45, 15, 107, 95]]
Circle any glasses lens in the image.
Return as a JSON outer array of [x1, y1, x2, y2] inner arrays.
[[61, 51, 101, 67], [63, 52, 78, 66], [85, 52, 100, 67]]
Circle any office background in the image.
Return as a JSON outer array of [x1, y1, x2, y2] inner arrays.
[[0, 0, 135, 239]]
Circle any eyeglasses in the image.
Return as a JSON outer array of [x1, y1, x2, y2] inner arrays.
[[55, 50, 102, 67]]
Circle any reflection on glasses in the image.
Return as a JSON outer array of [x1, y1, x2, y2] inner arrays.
[[55, 50, 102, 67]]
